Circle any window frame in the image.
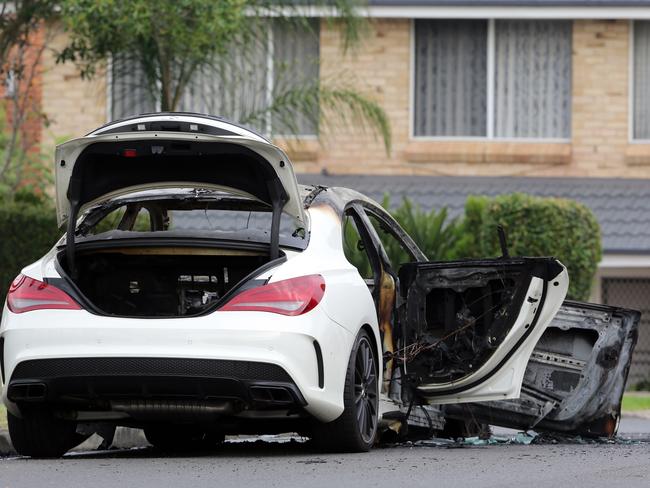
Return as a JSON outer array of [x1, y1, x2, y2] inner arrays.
[[341, 204, 384, 294], [630, 20, 650, 143], [409, 18, 572, 143], [359, 204, 424, 270]]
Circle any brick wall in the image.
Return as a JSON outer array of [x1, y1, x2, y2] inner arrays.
[[304, 19, 412, 175], [572, 20, 637, 176], [0, 25, 47, 194]]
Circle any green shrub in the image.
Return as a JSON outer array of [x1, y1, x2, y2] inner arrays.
[[0, 202, 61, 302], [458, 193, 602, 301]]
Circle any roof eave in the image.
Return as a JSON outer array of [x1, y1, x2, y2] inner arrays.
[[325, 2, 650, 19]]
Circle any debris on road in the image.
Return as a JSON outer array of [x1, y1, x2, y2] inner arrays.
[[404, 430, 645, 449]]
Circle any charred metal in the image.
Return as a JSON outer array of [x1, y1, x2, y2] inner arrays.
[[444, 301, 640, 437], [394, 258, 564, 395]]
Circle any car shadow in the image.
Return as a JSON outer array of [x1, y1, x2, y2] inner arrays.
[[63, 438, 338, 460]]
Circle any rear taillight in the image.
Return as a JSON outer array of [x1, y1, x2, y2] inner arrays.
[[220, 275, 325, 316], [7, 275, 81, 313]]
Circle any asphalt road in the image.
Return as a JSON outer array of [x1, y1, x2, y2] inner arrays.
[[1, 419, 649, 488]]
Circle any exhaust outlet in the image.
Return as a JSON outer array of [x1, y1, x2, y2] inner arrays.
[[7, 382, 47, 402]]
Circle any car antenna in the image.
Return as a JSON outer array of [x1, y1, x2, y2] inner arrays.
[[497, 225, 509, 259]]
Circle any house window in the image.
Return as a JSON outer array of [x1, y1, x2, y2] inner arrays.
[[413, 19, 572, 140], [110, 19, 320, 137], [110, 59, 156, 119], [633, 21, 650, 140]]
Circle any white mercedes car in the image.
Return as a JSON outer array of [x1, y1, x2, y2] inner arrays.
[[0, 113, 636, 457]]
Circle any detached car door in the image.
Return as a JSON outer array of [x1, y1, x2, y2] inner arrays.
[[398, 257, 569, 404], [444, 301, 640, 437]]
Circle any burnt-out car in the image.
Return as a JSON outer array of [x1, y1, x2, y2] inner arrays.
[[0, 113, 638, 457], [337, 191, 639, 439]]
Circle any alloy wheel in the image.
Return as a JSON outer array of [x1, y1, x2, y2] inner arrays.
[[354, 337, 378, 443]]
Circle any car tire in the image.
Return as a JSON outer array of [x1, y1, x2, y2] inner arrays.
[[312, 329, 379, 452], [8, 409, 86, 458], [144, 426, 225, 452]]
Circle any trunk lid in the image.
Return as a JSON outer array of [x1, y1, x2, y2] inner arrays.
[[54, 113, 306, 229]]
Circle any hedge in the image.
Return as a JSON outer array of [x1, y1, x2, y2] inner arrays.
[[0, 203, 61, 303], [457, 193, 602, 301]]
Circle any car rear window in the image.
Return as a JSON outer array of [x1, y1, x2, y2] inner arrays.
[[77, 191, 307, 248]]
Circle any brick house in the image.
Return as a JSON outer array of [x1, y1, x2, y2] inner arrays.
[[35, 0, 650, 178], [21, 1, 650, 382]]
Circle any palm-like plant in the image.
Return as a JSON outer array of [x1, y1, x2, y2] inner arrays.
[[381, 196, 462, 263]]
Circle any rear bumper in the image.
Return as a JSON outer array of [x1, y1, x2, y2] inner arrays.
[[0, 305, 354, 422], [7, 357, 306, 413]]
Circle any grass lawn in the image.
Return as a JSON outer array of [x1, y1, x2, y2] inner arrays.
[[622, 392, 650, 412], [0, 404, 6, 430]]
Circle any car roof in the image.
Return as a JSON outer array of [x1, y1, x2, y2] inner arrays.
[[299, 183, 382, 210]]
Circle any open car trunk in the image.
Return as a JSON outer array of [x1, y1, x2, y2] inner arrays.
[[57, 246, 276, 317], [443, 301, 640, 437], [51, 115, 309, 317], [54, 118, 307, 282]]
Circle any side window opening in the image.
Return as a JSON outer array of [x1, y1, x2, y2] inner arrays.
[[342, 212, 374, 282], [77, 192, 302, 243], [90, 205, 152, 234], [364, 210, 416, 272]]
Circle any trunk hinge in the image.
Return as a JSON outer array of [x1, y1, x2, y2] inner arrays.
[[270, 199, 282, 260], [267, 179, 287, 261], [66, 174, 83, 280], [65, 204, 80, 280]]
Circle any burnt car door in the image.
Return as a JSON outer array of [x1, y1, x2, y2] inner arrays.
[[444, 301, 640, 437], [397, 258, 568, 404], [355, 202, 569, 405]]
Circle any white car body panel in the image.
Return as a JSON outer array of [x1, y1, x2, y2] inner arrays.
[[92, 114, 269, 142], [0, 303, 352, 423]]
